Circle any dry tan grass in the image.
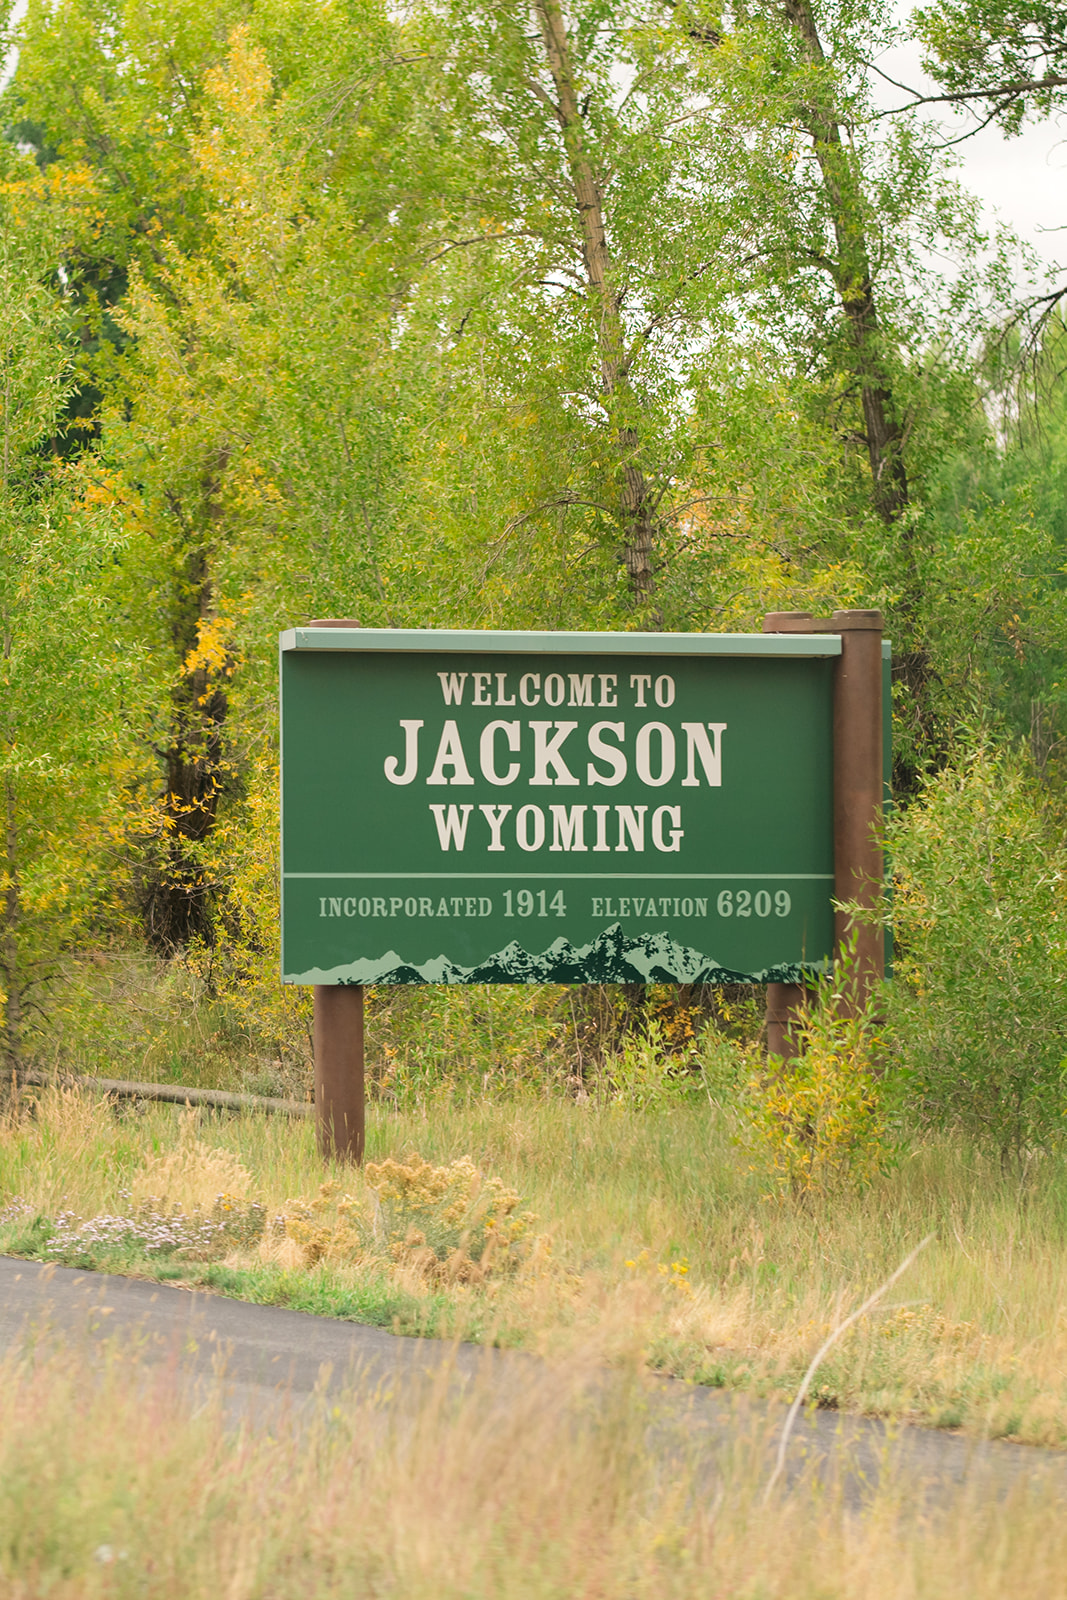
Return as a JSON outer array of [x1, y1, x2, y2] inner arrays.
[[129, 1118, 253, 1212], [7, 1087, 1067, 1444], [0, 1332, 1065, 1599]]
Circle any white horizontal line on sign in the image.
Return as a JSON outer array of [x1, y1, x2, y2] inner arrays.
[[284, 872, 835, 881], [279, 627, 843, 658]]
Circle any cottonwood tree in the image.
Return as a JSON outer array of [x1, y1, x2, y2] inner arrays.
[[106, 26, 425, 946], [401, 0, 764, 626], [1, 0, 1016, 991], [0, 229, 135, 1065], [404, 0, 997, 687], [5, 0, 428, 948], [912, 0, 1067, 338], [912, 0, 1067, 131], [671, 0, 1002, 773], [3, 0, 261, 950]]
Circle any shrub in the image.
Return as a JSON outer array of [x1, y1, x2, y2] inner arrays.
[[11, 1126, 268, 1268], [888, 739, 1067, 1166], [743, 958, 891, 1196], [598, 1019, 706, 1109], [280, 1155, 538, 1284], [42, 1194, 266, 1267]]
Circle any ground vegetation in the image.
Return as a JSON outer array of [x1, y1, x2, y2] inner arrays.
[[2, 7, 1067, 1562]]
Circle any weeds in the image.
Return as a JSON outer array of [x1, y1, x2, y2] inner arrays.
[[278, 1155, 538, 1284], [42, 1194, 267, 1267], [888, 739, 1067, 1166], [1, 1330, 1066, 1599], [6, 1088, 1067, 1443], [743, 956, 892, 1197]]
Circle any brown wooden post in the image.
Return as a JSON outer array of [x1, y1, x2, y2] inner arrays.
[[764, 981, 807, 1060], [760, 608, 885, 1052], [830, 609, 885, 1011], [307, 619, 365, 1162], [761, 613, 819, 1057], [312, 983, 365, 1163]]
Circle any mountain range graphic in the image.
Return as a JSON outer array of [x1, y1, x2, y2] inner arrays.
[[286, 923, 825, 987]]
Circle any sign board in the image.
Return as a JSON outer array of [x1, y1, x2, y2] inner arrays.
[[280, 628, 850, 987]]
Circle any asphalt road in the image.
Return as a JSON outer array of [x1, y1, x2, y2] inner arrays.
[[2, 1255, 1064, 1509]]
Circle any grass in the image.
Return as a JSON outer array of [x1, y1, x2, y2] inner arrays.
[[32, 952, 574, 1102], [4, 1084, 1067, 1447], [1, 1330, 1066, 1599]]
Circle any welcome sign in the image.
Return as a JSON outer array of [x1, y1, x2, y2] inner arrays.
[[279, 628, 845, 986]]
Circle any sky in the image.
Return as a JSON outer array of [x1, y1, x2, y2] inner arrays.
[[2, 0, 1062, 286], [871, 24, 1065, 285]]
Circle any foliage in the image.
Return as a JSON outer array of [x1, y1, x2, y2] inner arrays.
[[0, 0, 1065, 1180], [921, 481, 1067, 745], [594, 990, 763, 1109], [920, 326, 1067, 757], [367, 984, 568, 1105], [12, 1122, 268, 1266], [0, 230, 149, 1066], [40, 1192, 267, 1267], [743, 960, 892, 1196], [888, 738, 1067, 1165], [14, 1088, 1067, 1445], [596, 1020, 705, 1110], [914, 0, 1067, 136], [280, 1155, 538, 1283]]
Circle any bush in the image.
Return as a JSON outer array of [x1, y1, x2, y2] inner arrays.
[[888, 739, 1067, 1166], [742, 957, 891, 1196], [42, 1196, 266, 1267], [279, 1155, 538, 1284]]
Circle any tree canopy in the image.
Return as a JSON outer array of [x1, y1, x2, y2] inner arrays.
[[0, 0, 1063, 1061]]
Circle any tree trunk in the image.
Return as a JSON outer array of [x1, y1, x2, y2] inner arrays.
[[534, 0, 659, 616], [781, 0, 931, 772], [781, 0, 909, 524], [140, 465, 233, 953]]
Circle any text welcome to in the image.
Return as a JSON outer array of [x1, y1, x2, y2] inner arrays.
[[380, 670, 727, 856]]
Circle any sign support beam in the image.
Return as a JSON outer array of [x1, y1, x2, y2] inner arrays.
[[307, 619, 366, 1163], [762, 609, 885, 1056], [312, 982, 365, 1163]]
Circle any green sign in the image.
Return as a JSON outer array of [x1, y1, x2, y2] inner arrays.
[[280, 628, 844, 985]]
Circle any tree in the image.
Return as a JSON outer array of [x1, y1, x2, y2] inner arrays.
[[104, 23, 423, 946], [395, 0, 724, 623], [530, 0, 674, 611], [911, 0, 1067, 132], [0, 0, 1015, 1009], [0, 216, 138, 1065], [906, 0, 1067, 352], [4, 0, 428, 949], [395, 0, 894, 637], [678, 0, 1001, 773]]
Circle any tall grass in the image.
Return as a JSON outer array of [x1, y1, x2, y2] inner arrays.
[[0, 1332, 1064, 1598], [32, 955, 749, 1104], [6, 1088, 1067, 1443]]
